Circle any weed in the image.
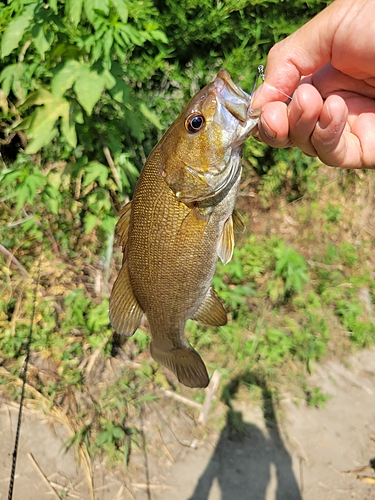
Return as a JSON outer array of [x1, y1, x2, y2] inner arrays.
[[306, 387, 332, 409]]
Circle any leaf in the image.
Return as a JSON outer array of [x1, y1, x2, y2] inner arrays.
[[112, 427, 125, 439], [120, 24, 146, 46], [1, 4, 36, 58], [74, 68, 106, 115], [101, 69, 116, 90], [84, 213, 99, 234], [150, 29, 168, 44], [10, 115, 33, 132], [15, 184, 30, 210], [51, 60, 82, 98], [25, 96, 70, 153], [67, 0, 84, 26], [60, 102, 77, 148], [41, 186, 60, 214], [139, 102, 163, 130], [26, 128, 57, 155], [83, 162, 108, 187], [91, 39, 103, 62], [101, 215, 116, 233], [1, 169, 23, 188], [22, 88, 55, 107], [49, 0, 58, 13], [13, 63, 28, 101], [32, 24, 53, 60], [84, 0, 109, 24], [0, 64, 17, 97], [103, 30, 114, 60], [111, 0, 128, 23], [109, 75, 130, 105], [16, 172, 47, 209], [97, 430, 111, 445]]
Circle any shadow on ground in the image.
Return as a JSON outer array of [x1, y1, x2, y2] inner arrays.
[[187, 374, 301, 500]]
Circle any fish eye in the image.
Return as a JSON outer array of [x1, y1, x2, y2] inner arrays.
[[185, 113, 205, 133]]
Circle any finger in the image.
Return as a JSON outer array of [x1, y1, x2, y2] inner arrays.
[[256, 101, 292, 148], [351, 112, 375, 168], [311, 95, 351, 167], [288, 84, 323, 156], [312, 63, 375, 100]]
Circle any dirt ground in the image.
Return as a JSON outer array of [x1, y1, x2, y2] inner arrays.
[[1, 348, 375, 500]]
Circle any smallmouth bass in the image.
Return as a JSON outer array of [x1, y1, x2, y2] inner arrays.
[[110, 70, 259, 388]]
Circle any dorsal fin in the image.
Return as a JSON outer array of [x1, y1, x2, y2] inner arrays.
[[116, 201, 132, 252], [193, 287, 227, 326]]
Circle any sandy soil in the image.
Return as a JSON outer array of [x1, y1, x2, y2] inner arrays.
[[1, 349, 375, 500]]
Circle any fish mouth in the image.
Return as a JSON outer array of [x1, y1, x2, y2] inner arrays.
[[214, 69, 251, 122], [213, 69, 259, 147]]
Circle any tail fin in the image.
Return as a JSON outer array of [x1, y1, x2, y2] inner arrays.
[[150, 342, 209, 388]]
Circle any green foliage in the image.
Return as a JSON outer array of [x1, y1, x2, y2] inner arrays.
[[2, 0, 374, 470], [336, 298, 375, 347], [0, 0, 167, 226], [267, 242, 309, 302], [256, 147, 322, 207], [306, 387, 332, 408]]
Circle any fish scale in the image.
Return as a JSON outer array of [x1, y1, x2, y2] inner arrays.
[[110, 70, 259, 388]]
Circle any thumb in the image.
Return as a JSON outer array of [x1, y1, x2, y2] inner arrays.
[[252, 0, 348, 108]]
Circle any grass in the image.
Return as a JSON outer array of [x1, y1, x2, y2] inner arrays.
[[1, 165, 375, 467]]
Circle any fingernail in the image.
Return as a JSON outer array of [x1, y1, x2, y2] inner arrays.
[[318, 106, 331, 130], [251, 84, 263, 108], [261, 116, 277, 140]]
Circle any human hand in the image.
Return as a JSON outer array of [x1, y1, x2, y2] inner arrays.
[[252, 0, 375, 168]]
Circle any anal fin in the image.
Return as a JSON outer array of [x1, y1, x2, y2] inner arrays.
[[109, 261, 143, 336], [193, 287, 227, 326]]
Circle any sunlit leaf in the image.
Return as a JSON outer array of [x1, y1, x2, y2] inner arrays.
[[139, 102, 163, 130], [83, 162, 108, 187], [32, 24, 53, 59], [149, 29, 168, 44], [0, 64, 18, 97], [1, 4, 36, 58], [21, 88, 54, 107], [67, 0, 84, 26], [61, 102, 77, 148], [111, 0, 128, 23], [51, 60, 82, 97], [74, 68, 106, 115], [84, 0, 109, 24], [25, 96, 70, 153], [26, 128, 57, 155], [84, 213, 99, 234]]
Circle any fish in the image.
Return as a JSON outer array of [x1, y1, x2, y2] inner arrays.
[[109, 70, 259, 388]]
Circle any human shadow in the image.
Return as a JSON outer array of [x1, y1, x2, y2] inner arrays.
[[188, 373, 301, 500]]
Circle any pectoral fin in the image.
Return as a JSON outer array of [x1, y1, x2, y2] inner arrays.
[[116, 201, 132, 252], [218, 215, 234, 265], [109, 261, 143, 336], [150, 341, 209, 388], [193, 287, 227, 326]]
